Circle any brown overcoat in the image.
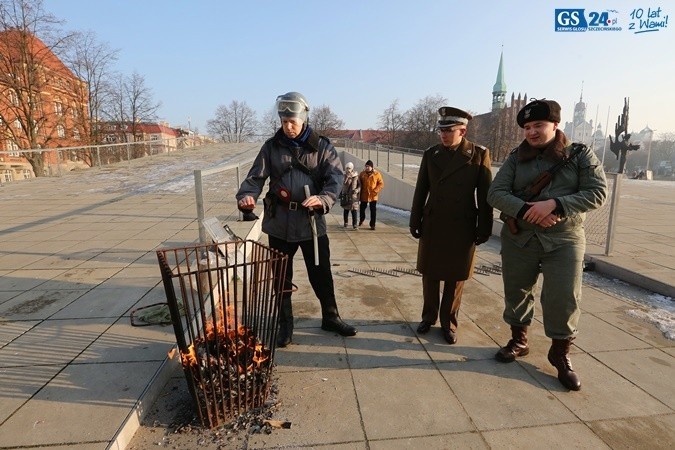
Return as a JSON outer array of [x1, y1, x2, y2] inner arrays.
[[409, 138, 493, 280]]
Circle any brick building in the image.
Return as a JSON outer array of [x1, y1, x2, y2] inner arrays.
[[0, 30, 89, 180]]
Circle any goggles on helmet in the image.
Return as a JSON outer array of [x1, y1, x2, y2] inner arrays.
[[276, 98, 309, 114]]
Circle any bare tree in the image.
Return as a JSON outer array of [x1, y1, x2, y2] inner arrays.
[[62, 30, 119, 146], [260, 106, 279, 137], [401, 94, 447, 149], [101, 71, 161, 143], [0, 0, 80, 176], [206, 100, 258, 143], [378, 99, 404, 146], [309, 104, 344, 134]]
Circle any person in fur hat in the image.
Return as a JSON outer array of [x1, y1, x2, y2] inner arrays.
[[487, 99, 608, 391]]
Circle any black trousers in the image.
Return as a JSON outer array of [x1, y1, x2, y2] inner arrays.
[[343, 209, 357, 226], [359, 200, 377, 227], [421, 277, 465, 332], [268, 234, 339, 319]]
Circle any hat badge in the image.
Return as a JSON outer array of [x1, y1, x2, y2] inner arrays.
[[524, 109, 531, 119]]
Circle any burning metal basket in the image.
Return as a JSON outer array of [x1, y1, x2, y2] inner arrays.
[[156, 240, 288, 428]]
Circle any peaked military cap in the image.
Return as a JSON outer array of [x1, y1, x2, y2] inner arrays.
[[517, 99, 561, 128], [437, 106, 472, 128]]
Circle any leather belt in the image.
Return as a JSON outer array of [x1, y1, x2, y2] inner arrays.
[[278, 200, 306, 210]]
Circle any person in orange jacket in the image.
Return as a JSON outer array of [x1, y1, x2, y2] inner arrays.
[[358, 160, 384, 230]]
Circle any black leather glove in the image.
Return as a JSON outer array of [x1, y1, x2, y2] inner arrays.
[[475, 235, 490, 245], [410, 227, 422, 239], [241, 210, 258, 221]]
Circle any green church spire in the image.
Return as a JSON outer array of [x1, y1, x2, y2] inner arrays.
[[492, 49, 507, 112]]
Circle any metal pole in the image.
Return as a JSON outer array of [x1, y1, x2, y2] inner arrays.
[[194, 169, 207, 244], [96, 146, 102, 168], [236, 165, 242, 221], [604, 173, 621, 256], [601, 106, 610, 167], [387, 148, 390, 173], [401, 152, 405, 179]]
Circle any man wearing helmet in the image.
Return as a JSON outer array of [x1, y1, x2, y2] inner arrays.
[[236, 92, 357, 348]]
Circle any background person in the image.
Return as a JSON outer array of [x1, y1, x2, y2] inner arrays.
[[409, 106, 493, 345], [341, 161, 360, 229], [358, 160, 384, 230], [487, 99, 607, 391], [236, 91, 357, 348]]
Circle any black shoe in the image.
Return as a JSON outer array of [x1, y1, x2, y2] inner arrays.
[[416, 321, 433, 334], [321, 316, 357, 336], [359, 220, 364, 226], [442, 328, 457, 345]]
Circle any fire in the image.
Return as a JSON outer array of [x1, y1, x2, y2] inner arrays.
[[179, 302, 270, 371]]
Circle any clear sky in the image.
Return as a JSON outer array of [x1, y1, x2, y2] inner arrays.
[[43, 0, 674, 137]]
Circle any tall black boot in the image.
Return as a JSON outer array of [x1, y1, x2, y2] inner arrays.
[[277, 296, 293, 348], [318, 297, 357, 337], [495, 325, 529, 363], [548, 338, 581, 391]]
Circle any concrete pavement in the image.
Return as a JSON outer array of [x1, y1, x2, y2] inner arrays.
[[0, 143, 673, 449]]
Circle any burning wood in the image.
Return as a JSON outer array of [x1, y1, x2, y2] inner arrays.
[[179, 310, 273, 428]]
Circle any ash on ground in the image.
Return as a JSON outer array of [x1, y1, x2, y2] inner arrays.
[[127, 373, 285, 449]]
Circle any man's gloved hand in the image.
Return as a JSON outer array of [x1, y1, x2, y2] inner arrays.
[[410, 227, 422, 239], [241, 210, 258, 222], [475, 234, 490, 245]]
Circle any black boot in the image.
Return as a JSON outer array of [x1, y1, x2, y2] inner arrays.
[[277, 297, 293, 348], [548, 338, 581, 391], [495, 325, 529, 363], [321, 315, 357, 336]]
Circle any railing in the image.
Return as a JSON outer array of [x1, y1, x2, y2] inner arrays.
[[333, 138, 423, 181], [0, 137, 197, 182]]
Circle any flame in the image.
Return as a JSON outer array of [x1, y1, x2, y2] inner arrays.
[[179, 302, 270, 372]]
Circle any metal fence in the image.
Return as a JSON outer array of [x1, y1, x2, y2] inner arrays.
[[0, 137, 192, 182], [333, 138, 423, 182]]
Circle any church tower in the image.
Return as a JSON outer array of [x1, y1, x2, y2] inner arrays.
[[573, 84, 587, 126], [491, 50, 507, 112]]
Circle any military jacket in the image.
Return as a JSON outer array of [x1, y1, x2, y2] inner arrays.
[[487, 143, 608, 251], [236, 128, 342, 242], [410, 138, 493, 281]]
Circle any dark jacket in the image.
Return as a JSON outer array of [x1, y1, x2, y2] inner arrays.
[[410, 138, 493, 280], [236, 128, 343, 242]]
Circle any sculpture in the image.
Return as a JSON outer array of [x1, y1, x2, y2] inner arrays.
[[609, 97, 640, 173]]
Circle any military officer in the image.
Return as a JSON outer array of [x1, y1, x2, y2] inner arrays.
[[487, 99, 607, 391], [410, 106, 493, 344]]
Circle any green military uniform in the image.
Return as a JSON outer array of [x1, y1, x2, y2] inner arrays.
[[487, 131, 607, 339]]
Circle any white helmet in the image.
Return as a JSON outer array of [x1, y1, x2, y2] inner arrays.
[[276, 91, 309, 123]]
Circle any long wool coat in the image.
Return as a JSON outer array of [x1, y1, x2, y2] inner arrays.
[[409, 138, 493, 281]]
